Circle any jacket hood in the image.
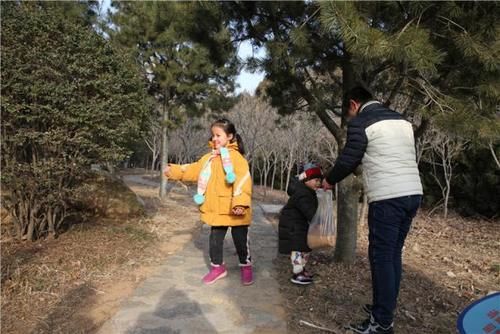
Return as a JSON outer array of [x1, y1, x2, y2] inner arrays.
[[287, 177, 315, 197]]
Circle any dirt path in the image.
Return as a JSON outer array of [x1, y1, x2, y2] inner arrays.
[[123, 174, 163, 188], [97, 176, 287, 334], [81, 175, 199, 327]]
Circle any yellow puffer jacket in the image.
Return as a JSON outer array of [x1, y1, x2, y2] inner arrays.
[[166, 142, 252, 227]]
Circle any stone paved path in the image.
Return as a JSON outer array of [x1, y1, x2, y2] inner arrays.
[[99, 194, 287, 334], [121, 174, 162, 188]]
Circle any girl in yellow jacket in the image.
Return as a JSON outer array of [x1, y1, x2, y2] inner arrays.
[[164, 118, 253, 286]]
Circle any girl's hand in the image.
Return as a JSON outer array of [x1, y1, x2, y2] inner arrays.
[[232, 206, 246, 216], [163, 164, 171, 178]]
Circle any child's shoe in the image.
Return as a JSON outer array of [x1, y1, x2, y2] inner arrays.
[[291, 271, 313, 285], [202, 264, 227, 285], [303, 269, 314, 278], [240, 264, 254, 285]]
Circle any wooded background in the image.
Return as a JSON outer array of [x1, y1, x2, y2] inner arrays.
[[2, 1, 498, 263]]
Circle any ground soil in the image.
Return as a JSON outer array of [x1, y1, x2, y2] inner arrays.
[[1, 171, 201, 334], [266, 197, 500, 334], [1, 177, 498, 334]]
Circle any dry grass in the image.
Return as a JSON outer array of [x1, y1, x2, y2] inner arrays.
[[2, 178, 498, 334], [253, 185, 288, 205], [269, 210, 500, 334], [1, 176, 201, 334]]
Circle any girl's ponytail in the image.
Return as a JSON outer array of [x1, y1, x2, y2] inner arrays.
[[235, 133, 245, 155]]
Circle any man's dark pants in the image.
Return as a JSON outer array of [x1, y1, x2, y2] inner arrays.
[[368, 194, 422, 327]]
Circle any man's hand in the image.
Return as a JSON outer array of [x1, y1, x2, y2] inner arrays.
[[322, 179, 334, 191], [232, 206, 246, 216]]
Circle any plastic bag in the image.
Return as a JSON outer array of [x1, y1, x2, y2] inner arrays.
[[307, 189, 336, 249]]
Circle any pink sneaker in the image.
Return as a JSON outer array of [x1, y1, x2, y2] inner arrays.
[[240, 264, 254, 285], [202, 264, 227, 285]]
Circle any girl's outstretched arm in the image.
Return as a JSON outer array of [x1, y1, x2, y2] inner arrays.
[[165, 160, 203, 183]]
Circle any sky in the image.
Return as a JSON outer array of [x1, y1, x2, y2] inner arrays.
[[99, 0, 265, 95], [235, 41, 266, 95]]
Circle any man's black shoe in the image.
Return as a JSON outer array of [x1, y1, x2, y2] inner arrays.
[[345, 315, 394, 334]]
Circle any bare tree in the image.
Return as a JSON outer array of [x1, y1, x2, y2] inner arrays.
[[144, 115, 162, 172], [313, 128, 338, 167], [416, 129, 433, 165], [231, 93, 277, 172], [164, 95, 340, 204], [169, 117, 208, 164], [488, 140, 500, 170], [424, 126, 468, 218]]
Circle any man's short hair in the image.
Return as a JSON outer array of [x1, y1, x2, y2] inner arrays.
[[343, 86, 373, 112]]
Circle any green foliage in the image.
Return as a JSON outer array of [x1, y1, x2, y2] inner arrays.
[[108, 1, 239, 118], [321, 2, 445, 75], [223, 2, 326, 117], [225, 1, 500, 217], [1, 2, 151, 240]]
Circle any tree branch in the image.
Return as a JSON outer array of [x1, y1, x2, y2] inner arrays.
[[291, 74, 344, 144], [298, 320, 341, 334], [385, 63, 408, 108], [365, 60, 392, 83], [489, 141, 500, 169]]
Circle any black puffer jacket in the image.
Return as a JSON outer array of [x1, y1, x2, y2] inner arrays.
[[278, 180, 318, 254]]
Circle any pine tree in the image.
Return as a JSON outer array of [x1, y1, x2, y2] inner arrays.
[[321, 1, 499, 218], [108, 2, 239, 197], [224, 1, 500, 261]]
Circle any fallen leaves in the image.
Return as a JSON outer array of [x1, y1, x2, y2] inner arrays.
[[275, 209, 499, 334]]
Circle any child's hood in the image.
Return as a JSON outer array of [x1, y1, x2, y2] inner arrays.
[[287, 175, 299, 196], [287, 179, 316, 197]]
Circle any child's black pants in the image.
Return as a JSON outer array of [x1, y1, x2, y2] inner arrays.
[[209, 225, 251, 265]]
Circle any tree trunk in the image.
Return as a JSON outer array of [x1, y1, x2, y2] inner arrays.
[[46, 207, 53, 236], [105, 162, 115, 174], [444, 185, 450, 219], [443, 163, 451, 219], [151, 154, 156, 172], [263, 162, 268, 190], [334, 174, 362, 264], [156, 157, 162, 171], [333, 58, 361, 263], [285, 152, 294, 193], [26, 204, 38, 241], [279, 159, 285, 191], [26, 220, 35, 241], [359, 192, 368, 225], [271, 163, 277, 190], [489, 141, 500, 169], [443, 150, 451, 219], [263, 155, 271, 196], [260, 167, 264, 187], [159, 103, 169, 198]]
